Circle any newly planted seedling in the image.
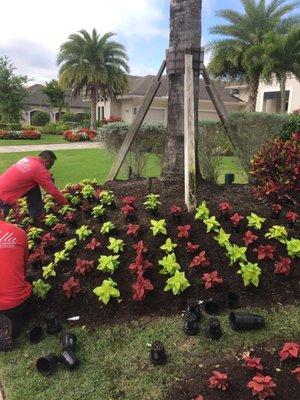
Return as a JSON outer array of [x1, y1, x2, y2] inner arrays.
[[150, 219, 167, 236], [160, 238, 177, 253], [59, 205, 76, 216], [247, 213, 266, 230], [93, 278, 120, 305], [99, 190, 115, 206], [54, 250, 70, 265], [190, 251, 210, 268], [32, 279, 52, 299], [286, 238, 300, 258], [144, 193, 161, 212], [62, 277, 82, 299], [100, 221, 115, 234], [27, 227, 44, 241], [107, 237, 125, 254], [158, 253, 181, 275], [97, 255, 120, 274], [202, 271, 223, 289], [44, 214, 59, 227], [76, 225, 92, 241], [92, 205, 105, 219], [64, 239, 77, 251], [132, 274, 154, 301], [164, 270, 190, 295], [265, 225, 288, 244], [226, 244, 247, 265], [214, 228, 231, 248], [195, 201, 210, 221], [42, 263, 56, 280], [238, 262, 262, 287], [203, 216, 221, 233]]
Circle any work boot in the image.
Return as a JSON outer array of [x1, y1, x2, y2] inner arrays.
[[0, 315, 13, 351]]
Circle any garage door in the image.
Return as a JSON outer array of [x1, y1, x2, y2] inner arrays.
[[144, 108, 165, 123]]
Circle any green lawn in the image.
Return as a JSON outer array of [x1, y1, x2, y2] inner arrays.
[[0, 134, 66, 146]]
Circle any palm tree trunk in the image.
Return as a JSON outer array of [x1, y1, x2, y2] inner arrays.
[[280, 75, 287, 113], [247, 77, 260, 112], [90, 87, 97, 131]]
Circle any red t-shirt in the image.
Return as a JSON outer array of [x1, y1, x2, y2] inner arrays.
[[0, 156, 67, 206], [0, 220, 32, 310]]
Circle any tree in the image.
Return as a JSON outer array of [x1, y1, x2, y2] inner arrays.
[[57, 29, 129, 130], [209, 0, 300, 111], [0, 57, 27, 122], [43, 80, 66, 121], [262, 27, 300, 113]]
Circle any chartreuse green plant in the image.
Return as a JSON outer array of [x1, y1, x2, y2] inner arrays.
[[286, 238, 300, 258], [238, 262, 262, 287], [70, 196, 81, 206], [265, 225, 288, 244], [160, 238, 177, 254], [195, 201, 210, 221], [21, 216, 33, 227], [214, 228, 231, 247], [59, 205, 76, 216], [44, 200, 55, 213], [93, 278, 120, 305], [54, 250, 70, 264], [203, 216, 221, 233], [92, 205, 105, 218], [81, 178, 97, 185], [28, 240, 35, 250], [164, 270, 190, 295], [97, 255, 120, 274], [247, 213, 266, 230], [64, 238, 77, 251], [44, 214, 59, 227], [81, 184, 94, 199], [76, 225, 92, 241], [158, 253, 181, 275], [144, 193, 161, 210], [27, 227, 44, 240], [100, 221, 115, 234], [226, 244, 247, 265], [100, 190, 115, 206], [150, 219, 167, 236], [107, 237, 124, 254], [32, 279, 52, 299], [42, 263, 56, 280]]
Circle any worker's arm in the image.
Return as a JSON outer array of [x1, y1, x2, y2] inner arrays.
[[34, 168, 68, 205]]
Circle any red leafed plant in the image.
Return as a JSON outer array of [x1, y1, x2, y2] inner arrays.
[[194, 396, 204, 400], [121, 204, 135, 216], [85, 237, 101, 250], [122, 195, 136, 206], [28, 246, 45, 264], [247, 374, 277, 399], [202, 271, 223, 289], [171, 205, 183, 216], [291, 367, 300, 382], [133, 240, 148, 255], [52, 223, 67, 235], [186, 242, 200, 253], [128, 255, 152, 275], [178, 225, 191, 239], [286, 211, 299, 223], [243, 230, 258, 246], [274, 257, 292, 276], [230, 213, 244, 226], [132, 274, 154, 301], [62, 277, 81, 299], [127, 224, 140, 238], [254, 245, 276, 260], [219, 202, 232, 214], [242, 356, 264, 371], [271, 204, 282, 212], [208, 371, 229, 391], [41, 232, 56, 247], [279, 342, 299, 361], [93, 188, 103, 200], [80, 201, 91, 212], [75, 258, 94, 276], [64, 212, 76, 222], [190, 251, 210, 268]]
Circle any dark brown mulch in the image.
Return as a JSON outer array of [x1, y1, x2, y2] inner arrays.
[[26, 178, 299, 327], [165, 341, 300, 400]]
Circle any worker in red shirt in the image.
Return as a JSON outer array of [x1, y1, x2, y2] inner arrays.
[[0, 209, 32, 351], [0, 150, 68, 220]]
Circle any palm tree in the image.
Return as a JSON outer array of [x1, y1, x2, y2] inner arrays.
[[43, 79, 66, 121], [57, 29, 129, 130], [209, 0, 300, 111], [262, 27, 300, 113]]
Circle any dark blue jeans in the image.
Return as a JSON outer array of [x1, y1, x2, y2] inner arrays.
[[0, 297, 32, 338], [0, 186, 43, 218]]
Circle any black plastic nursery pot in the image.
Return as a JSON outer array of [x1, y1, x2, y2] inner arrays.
[[227, 291, 240, 309], [186, 299, 202, 321], [205, 317, 222, 340], [224, 173, 235, 185], [182, 312, 200, 336], [27, 326, 44, 344], [204, 299, 220, 315], [149, 341, 167, 366], [229, 312, 265, 331], [59, 348, 79, 371], [36, 353, 58, 376], [46, 313, 62, 335], [61, 333, 77, 351]]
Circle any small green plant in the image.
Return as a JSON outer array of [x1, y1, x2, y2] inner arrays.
[[158, 253, 181, 275], [144, 193, 161, 210], [70, 196, 81, 206], [214, 228, 231, 247], [203, 216, 221, 233], [195, 201, 210, 221], [238, 262, 262, 287], [44, 214, 59, 227], [150, 219, 167, 236], [226, 244, 247, 265], [54, 250, 70, 264], [81, 178, 97, 185], [92, 205, 105, 218], [107, 237, 125, 254], [32, 279, 52, 299], [27, 227, 44, 240], [100, 221, 115, 234], [44, 200, 55, 213], [164, 270, 190, 295], [64, 238, 78, 251], [28, 240, 35, 250], [160, 238, 177, 253], [265, 225, 288, 244], [100, 190, 115, 206], [93, 278, 120, 305], [247, 213, 266, 230], [21, 216, 33, 228], [97, 255, 120, 274], [286, 238, 300, 258], [59, 205, 76, 216], [42, 263, 56, 280], [76, 225, 92, 241], [81, 184, 94, 199]]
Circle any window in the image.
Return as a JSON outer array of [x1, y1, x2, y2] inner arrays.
[[101, 106, 105, 120], [97, 107, 101, 121], [133, 107, 138, 115]]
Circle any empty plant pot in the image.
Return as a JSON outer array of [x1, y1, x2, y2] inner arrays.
[[205, 317, 222, 340], [59, 348, 79, 371], [225, 173, 235, 185], [36, 353, 58, 376], [204, 299, 219, 315], [27, 326, 44, 344], [229, 312, 265, 331], [61, 333, 77, 351], [149, 341, 167, 366], [227, 291, 240, 309], [186, 299, 202, 321], [182, 312, 199, 336], [46, 313, 62, 335]]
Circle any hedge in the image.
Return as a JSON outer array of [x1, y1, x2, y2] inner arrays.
[[0, 130, 41, 140]]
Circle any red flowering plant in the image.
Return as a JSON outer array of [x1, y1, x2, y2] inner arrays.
[[64, 128, 96, 142], [219, 202, 232, 220], [254, 245, 276, 260], [177, 224, 191, 239], [202, 271, 223, 289], [190, 251, 210, 268], [132, 240, 148, 255], [62, 277, 82, 298], [128, 255, 152, 275], [291, 367, 300, 382], [41, 232, 56, 248], [186, 242, 200, 253], [75, 258, 94, 276], [127, 224, 140, 238], [208, 371, 229, 391], [274, 257, 292, 276], [243, 230, 258, 246], [230, 213, 244, 227], [85, 238, 101, 250], [242, 356, 264, 371], [285, 211, 299, 227], [122, 196, 136, 206], [171, 205, 183, 222], [132, 273, 154, 301], [279, 342, 299, 361], [121, 204, 136, 222], [52, 223, 67, 236], [28, 245, 45, 266], [247, 374, 277, 399]]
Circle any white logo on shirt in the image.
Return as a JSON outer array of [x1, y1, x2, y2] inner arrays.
[[16, 157, 31, 173], [0, 231, 17, 248]]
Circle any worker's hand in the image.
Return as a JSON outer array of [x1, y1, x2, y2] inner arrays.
[[51, 173, 55, 183]]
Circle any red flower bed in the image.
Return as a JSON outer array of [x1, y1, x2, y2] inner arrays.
[[0, 129, 41, 140], [64, 128, 96, 142]]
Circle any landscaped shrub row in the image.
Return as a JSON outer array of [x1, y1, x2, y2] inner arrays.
[[0, 122, 22, 130], [63, 128, 96, 142], [0, 129, 41, 140]]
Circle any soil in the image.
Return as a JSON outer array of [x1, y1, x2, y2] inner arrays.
[[21, 178, 299, 327], [166, 340, 300, 400]]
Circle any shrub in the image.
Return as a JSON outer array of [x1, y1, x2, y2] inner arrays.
[[0, 130, 41, 140], [280, 114, 300, 140], [64, 127, 96, 142], [61, 112, 85, 123], [40, 122, 69, 135], [31, 111, 50, 126], [0, 122, 21, 130]]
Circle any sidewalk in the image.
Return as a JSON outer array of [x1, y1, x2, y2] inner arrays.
[[0, 142, 103, 153]]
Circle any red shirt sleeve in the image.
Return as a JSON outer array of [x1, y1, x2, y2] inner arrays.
[[34, 166, 68, 205]]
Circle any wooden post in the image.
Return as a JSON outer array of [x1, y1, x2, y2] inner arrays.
[[184, 54, 197, 212]]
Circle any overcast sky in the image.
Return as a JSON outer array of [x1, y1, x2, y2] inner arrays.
[[0, 0, 296, 84]]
